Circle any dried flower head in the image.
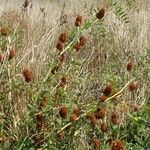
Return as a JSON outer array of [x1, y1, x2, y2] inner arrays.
[[128, 82, 137, 91], [127, 62, 133, 71], [23, 68, 33, 82], [56, 41, 64, 51], [69, 113, 78, 122], [8, 48, 16, 60], [103, 85, 112, 96], [96, 8, 105, 19], [75, 15, 83, 27], [99, 94, 107, 102], [92, 138, 100, 150], [87, 113, 97, 126], [101, 123, 108, 133], [79, 36, 87, 46], [59, 106, 67, 118], [59, 32, 67, 43], [95, 108, 106, 119], [111, 140, 124, 150], [73, 42, 81, 51], [1, 27, 8, 36]]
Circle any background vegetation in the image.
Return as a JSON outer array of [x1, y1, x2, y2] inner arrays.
[[0, 0, 149, 149]]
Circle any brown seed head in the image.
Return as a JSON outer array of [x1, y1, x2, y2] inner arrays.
[[92, 138, 100, 150], [87, 113, 97, 126], [56, 132, 64, 142], [95, 108, 106, 119], [69, 113, 78, 122], [75, 15, 83, 27], [1, 27, 8, 36], [59, 32, 67, 43], [73, 42, 81, 51], [111, 111, 119, 119], [23, 68, 33, 82], [79, 36, 87, 46], [8, 48, 16, 60], [127, 62, 133, 71], [59, 76, 67, 87], [103, 85, 112, 96], [56, 41, 64, 51], [59, 106, 67, 118], [96, 8, 105, 19], [128, 82, 137, 91], [101, 123, 108, 133], [99, 94, 107, 102], [111, 140, 124, 150]]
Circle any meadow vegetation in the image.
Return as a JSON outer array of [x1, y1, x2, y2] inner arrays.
[[0, 0, 149, 149]]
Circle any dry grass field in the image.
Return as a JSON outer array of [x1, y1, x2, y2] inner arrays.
[[0, 0, 150, 149]]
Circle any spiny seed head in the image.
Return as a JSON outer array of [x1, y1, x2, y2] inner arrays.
[[75, 15, 83, 27], [73, 42, 81, 51], [59, 106, 67, 118], [103, 85, 112, 96], [1, 27, 8, 36], [87, 113, 97, 126], [56, 41, 64, 51], [128, 82, 137, 91], [127, 62, 133, 71], [59, 32, 67, 43], [111, 140, 124, 150], [23, 68, 33, 82], [96, 8, 105, 19], [92, 138, 100, 150], [69, 113, 78, 122], [101, 123, 108, 133], [95, 108, 105, 119], [79, 36, 87, 46], [99, 94, 107, 102]]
